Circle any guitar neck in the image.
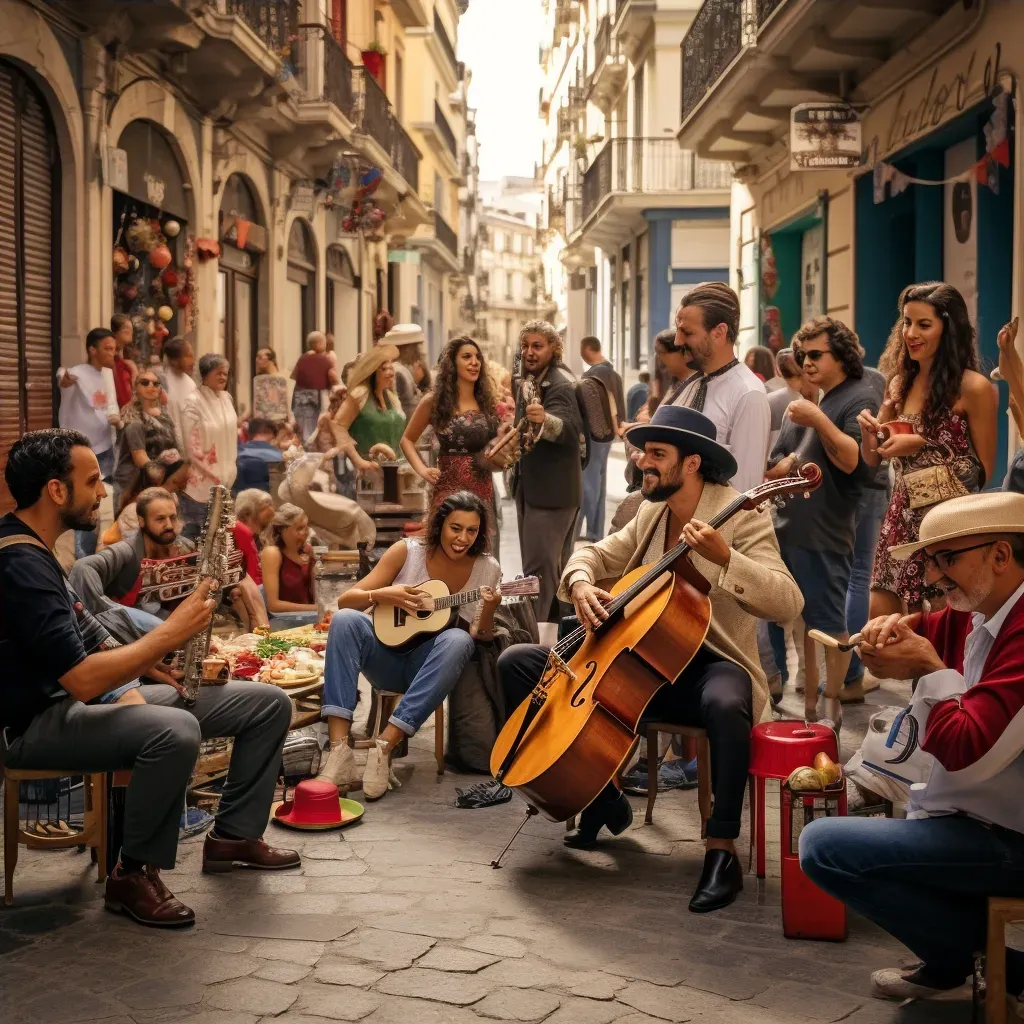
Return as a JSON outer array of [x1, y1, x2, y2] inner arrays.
[[433, 587, 485, 611]]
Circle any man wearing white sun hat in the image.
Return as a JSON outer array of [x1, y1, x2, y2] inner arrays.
[[799, 491, 1024, 1008], [381, 323, 426, 420]]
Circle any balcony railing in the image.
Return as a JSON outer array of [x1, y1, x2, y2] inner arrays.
[[757, 0, 786, 25], [434, 100, 457, 157], [354, 68, 420, 192], [680, 0, 746, 124], [581, 138, 732, 222], [435, 210, 458, 256], [556, 106, 574, 144], [567, 85, 586, 111], [594, 13, 613, 68], [315, 28, 355, 119], [225, 0, 300, 53], [433, 8, 459, 78]]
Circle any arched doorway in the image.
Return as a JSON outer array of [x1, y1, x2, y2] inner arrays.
[[286, 218, 317, 371], [326, 244, 359, 364], [112, 119, 191, 364], [0, 59, 60, 512], [218, 173, 266, 410]]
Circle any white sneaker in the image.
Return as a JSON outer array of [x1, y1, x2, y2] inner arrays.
[[362, 740, 393, 801], [869, 967, 971, 1002], [317, 744, 361, 791]]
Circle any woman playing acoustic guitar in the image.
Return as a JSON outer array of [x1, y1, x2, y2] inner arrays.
[[317, 491, 502, 800]]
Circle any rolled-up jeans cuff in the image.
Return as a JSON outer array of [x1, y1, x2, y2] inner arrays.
[[96, 681, 141, 704], [388, 713, 417, 737], [705, 818, 740, 841], [320, 705, 354, 721]]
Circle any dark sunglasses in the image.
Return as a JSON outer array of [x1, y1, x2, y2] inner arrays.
[[138, 378, 161, 387], [923, 540, 995, 573], [795, 348, 830, 366]]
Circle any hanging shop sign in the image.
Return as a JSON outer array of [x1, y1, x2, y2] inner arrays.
[[790, 103, 862, 171], [388, 250, 420, 264], [105, 146, 129, 192], [291, 183, 315, 215]]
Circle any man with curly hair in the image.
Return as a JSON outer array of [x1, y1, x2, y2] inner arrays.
[[514, 320, 583, 645], [766, 316, 880, 722]]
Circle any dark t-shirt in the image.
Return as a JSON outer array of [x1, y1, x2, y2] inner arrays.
[[0, 515, 89, 734], [292, 351, 333, 391], [113, 411, 178, 488], [770, 376, 880, 554], [583, 360, 626, 428]]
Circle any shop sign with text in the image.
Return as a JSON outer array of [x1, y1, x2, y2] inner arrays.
[[790, 103, 862, 171]]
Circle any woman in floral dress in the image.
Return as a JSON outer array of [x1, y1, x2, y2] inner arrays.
[[401, 336, 507, 547], [857, 282, 997, 615]]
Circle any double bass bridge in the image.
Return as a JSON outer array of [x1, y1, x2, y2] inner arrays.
[[528, 649, 575, 707]]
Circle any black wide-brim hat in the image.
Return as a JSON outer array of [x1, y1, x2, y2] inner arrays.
[[625, 405, 738, 480]]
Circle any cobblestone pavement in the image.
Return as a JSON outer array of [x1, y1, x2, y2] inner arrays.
[[0, 470, 979, 1023]]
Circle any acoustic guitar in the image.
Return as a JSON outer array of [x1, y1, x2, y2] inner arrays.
[[373, 576, 540, 649], [490, 467, 823, 822]]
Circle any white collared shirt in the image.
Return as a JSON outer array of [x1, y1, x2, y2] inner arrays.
[[963, 579, 1024, 687], [671, 362, 770, 493]]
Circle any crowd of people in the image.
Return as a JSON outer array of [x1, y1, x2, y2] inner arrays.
[[4, 279, 1024, 1013]]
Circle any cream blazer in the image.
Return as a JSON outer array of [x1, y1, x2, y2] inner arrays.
[[558, 483, 804, 725]]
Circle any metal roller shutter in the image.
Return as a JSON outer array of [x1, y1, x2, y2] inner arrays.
[[0, 61, 59, 513]]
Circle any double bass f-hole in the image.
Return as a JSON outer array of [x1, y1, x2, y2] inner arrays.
[[570, 661, 598, 708]]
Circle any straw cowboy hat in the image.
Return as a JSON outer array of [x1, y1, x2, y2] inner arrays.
[[272, 779, 364, 831], [381, 323, 424, 347], [625, 405, 738, 481], [346, 343, 399, 392], [889, 491, 1024, 560]]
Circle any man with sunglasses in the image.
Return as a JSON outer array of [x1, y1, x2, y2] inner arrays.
[[766, 317, 879, 723], [800, 491, 1024, 1007]]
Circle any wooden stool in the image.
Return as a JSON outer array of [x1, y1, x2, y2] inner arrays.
[[3, 769, 108, 905], [643, 724, 712, 837], [353, 689, 445, 778], [986, 896, 1024, 1023]]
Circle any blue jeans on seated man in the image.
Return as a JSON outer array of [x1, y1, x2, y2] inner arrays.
[[845, 487, 887, 685], [322, 609, 476, 735], [800, 814, 1024, 991]]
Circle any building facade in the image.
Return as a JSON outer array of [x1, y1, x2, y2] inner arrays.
[[0, 0, 473, 508], [677, 0, 1019, 475], [537, 0, 732, 378]]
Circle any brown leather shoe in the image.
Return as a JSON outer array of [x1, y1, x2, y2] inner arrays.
[[202, 833, 301, 873], [104, 866, 195, 928]]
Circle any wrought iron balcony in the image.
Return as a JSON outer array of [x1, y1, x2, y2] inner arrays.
[[225, 0, 299, 53], [680, 0, 745, 124], [354, 68, 421, 192], [434, 100, 458, 157], [590, 13, 627, 112], [567, 85, 586, 112], [757, 0, 786, 26], [581, 138, 732, 223], [434, 210, 458, 256], [434, 8, 459, 79], [556, 106, 575, 145]]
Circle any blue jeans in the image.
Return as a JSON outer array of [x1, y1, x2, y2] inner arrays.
[[124, 606, 165, 634], [845, 487, 887, 684], [75, 446, 115, 557], [322, 609, 475, 735], [579, 440, 612, 541], [800, 815, 1024, 988]]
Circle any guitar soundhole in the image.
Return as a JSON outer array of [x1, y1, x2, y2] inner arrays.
[[416, 609, 433, 620]]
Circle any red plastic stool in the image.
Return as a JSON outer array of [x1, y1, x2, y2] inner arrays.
[[748, 721, 838, 878]]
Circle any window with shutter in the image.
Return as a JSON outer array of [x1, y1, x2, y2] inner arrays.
[[0, 61, 59, 513]]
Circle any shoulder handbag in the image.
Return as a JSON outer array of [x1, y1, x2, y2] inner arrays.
[[902, 440, 971, 510]]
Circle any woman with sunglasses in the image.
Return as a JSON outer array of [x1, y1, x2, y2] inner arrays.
[[858, 282, 997, 617], [112, 369, 178, 512]]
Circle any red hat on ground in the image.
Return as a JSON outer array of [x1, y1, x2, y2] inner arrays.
[[271, 779, 364, 831]]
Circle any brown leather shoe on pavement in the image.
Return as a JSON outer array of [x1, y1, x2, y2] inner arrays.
[[202, 833, 301, 873], [104, 866, 195, 928]]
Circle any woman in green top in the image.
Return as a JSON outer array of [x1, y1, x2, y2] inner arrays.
[[330, 343, 406, 478]]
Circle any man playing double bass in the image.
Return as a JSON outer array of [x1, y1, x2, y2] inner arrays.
[[497, 406, 803, 912]]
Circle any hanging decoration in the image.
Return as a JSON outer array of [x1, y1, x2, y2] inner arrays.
[[182, 234, 198, 335], [872, 86, 1011, 204], [309, 154, 390, 238]]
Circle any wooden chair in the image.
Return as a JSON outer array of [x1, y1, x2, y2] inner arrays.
[[353, 689, 445, 778], [643, 724, 712, 837], [986, 896, 1024, 1023], [3, 769, 108, 906]]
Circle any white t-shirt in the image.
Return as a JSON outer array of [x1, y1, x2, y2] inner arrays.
[[56, 363, 118, 453]]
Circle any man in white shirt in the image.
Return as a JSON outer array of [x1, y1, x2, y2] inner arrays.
[[162, 336, 198, 450], [57, 327, 119, 556], [799, 492, 1024, 1007], [669, 283, 770, 494]]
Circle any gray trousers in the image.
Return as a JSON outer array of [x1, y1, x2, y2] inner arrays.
[[515, 491, 579, 624], [4, 682, 293, 870]]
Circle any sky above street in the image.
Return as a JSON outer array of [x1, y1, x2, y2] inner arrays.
[[458, 0, 544, 181]]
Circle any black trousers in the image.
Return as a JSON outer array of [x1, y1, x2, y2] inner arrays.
[[496, 643, 753, 839]]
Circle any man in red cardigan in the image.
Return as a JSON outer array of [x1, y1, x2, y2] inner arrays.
[[800, 492, 1024, 1007]]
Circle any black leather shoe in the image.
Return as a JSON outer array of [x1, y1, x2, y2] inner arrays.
[[688, 848, 743, 913], [564, 793, 633, 849]]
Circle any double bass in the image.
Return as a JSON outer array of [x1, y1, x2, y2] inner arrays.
[[490, 467, 822, 824]]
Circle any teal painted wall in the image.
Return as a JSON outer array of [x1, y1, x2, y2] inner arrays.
[[768, 231, 802, 344]]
